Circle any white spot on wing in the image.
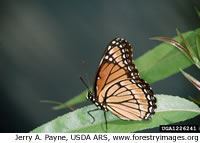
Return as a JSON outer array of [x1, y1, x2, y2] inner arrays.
[[123, 54, 126, 59], [145, 113, 150, 119], [128, 66, 131, 71], [131, 80, 135, 83], [108, 45, 112, 50], [112, 41, 116, 44], [137, 84, 142, 88], [147, 95, 151, 100], [124, 60, 128, 65], [149, 107, 153, 112]]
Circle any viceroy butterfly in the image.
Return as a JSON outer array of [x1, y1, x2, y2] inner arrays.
[[81, 38, 157, 132]]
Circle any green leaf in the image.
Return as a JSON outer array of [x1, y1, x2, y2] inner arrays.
[[176, 29, 199, 65], [180, 69, 200, 91], [194, 29, 200, 69], [139, 29, 198, 84], [150, 36, 193, 62], [196, 34, 200, 59], [53, 28, 200, 109], [32, 95, 200, 133]]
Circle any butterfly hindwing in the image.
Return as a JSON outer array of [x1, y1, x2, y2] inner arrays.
[[106, 79, 156, 120]]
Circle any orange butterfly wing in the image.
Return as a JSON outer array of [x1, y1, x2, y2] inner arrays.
[[94, 38, 156, 120]]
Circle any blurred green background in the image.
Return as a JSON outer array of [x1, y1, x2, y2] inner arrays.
[[1, 0, 200, 132]]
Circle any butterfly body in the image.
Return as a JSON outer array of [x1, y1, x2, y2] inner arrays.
[[85, 38, 156, 129], [86, 91, 108, 112]]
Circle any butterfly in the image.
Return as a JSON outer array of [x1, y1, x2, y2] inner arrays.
[[81, 38, 157, 132]]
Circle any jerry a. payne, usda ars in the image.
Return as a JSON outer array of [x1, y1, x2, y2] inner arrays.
[[15, 134, 108, 141]]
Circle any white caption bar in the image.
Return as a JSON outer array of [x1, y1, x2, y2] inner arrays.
[[0, 133, 199, 143]]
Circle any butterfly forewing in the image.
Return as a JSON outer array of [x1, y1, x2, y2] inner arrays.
[[94, 38, 156, 120]]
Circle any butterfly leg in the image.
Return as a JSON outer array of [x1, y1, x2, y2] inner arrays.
[[87, 108, 99, 124], [104, 111, 108, 133]]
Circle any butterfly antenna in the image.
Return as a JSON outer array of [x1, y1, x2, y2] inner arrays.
[[82, 60, 91, 88], [80, 76, 90, 91]]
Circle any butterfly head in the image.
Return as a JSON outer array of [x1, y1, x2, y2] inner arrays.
[[86, 91, 98, 106], [86, 91, 94, 101]]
